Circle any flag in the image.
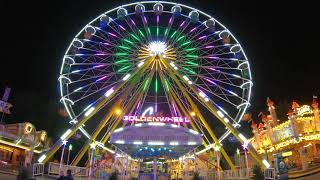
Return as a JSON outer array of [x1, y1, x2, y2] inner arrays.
[[0, 100, 12, 114], [2, 87, 11, 102]]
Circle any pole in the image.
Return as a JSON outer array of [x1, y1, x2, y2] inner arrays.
[[244, 150, 249, 177], [239, 153, 241, 169], [89, 147, 95, 177], [59, 143, 66, 173], [217, 152, 220, 180], [153, 157, 157, 180], [67, 149, 71, 165]]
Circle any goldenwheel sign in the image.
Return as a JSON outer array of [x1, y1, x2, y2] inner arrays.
[[123, 115, 190, 123]]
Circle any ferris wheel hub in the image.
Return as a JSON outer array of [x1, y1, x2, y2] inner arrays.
[[148, 41, 167, 56]]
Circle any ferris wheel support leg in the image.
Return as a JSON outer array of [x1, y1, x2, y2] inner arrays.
[[159, 70, 235, 170], [101, 71, 155, 144], [71, 67, 155, 166], [165, 78, 219, 165], [38, 57, 155, 164], [162, 59, 266, 168]]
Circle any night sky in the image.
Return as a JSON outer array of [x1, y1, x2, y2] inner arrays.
[[1, 0, 319, 140]]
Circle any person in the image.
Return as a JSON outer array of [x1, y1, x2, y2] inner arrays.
[[56, 171, 64, 180], [64, 169, 74, 180]]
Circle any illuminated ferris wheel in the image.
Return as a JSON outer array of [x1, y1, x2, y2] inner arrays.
[[39, 1, 269, 169]]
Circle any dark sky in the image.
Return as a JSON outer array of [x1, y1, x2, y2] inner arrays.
[[1, 0, 319, 139]]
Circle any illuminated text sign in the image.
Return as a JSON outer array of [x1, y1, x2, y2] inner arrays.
[[123, 116, 190, 123]]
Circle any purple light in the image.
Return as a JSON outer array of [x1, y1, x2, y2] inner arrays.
[[143, 16, 147, 23], [209, 68, 220, 72], [208, 56, 219, 59], [169, 17, 173, 24], [104, 42, 110, 45], [131, 19, 136, 26], [108, 32, 117, 37], [157, 15, 159, 24], [119, 25, 126, 31], [190, 27, 197, 33], [134, 100, 141, 116], [180, 21, 185, 27], [242, 143, 248, 150], [205, 45, 214, 49], [96, 76, 107, 82], [172, 102, 177, 116], [95, 53, 105, 56], [93, 64, 105, 68], [198, 35, 207, 40], [205, 78, 216, 85]]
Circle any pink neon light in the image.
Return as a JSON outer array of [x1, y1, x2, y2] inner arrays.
[[157, 15, 159, 24], [208, 56, 219, 59], [119, 25, 126, 31], [94, 64, 105, 68], [143, 16, 147, 23], [198, 36, 206, 40], [190, 27, 197, 33], [204, 45, 214, 49], [180, 21, 185, 27], [108, 32, 117, 37], [131, 19, 136, 26], [205, 78, 216, 85], [169, 17, 173, 24], [96, 76, 107, 82], [123, 116, 190, 123]]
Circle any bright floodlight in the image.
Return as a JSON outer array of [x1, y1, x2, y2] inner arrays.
[[148, 41, 166, 55]]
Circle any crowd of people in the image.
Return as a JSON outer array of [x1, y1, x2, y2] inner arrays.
[[57, 169, 74, 180]]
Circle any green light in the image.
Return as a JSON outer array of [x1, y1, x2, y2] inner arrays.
[[118, 45, 130, 50], [117, 65, 131, 72], [69, 144, 73, 151], [182, 67, 197, 75], [181, 41, 191, 47], [143, 79, 150, 91], [186, 54, 198, 58], [170, 31, 177, 39], [157, 27, 159, 36], [115, 59, 129, 64], [155, 78, 158, 93], [124, 39, 134, 45], [130, 34, 140, 41], [186, 61, 198, 66], [116, 52, 128, 56], [148, 27, 151, 35], [164, 29, 168, 36], [164, 79, 170, 92], [138, 30, 145, 37], [176, 36, 185, 42], [185, 48, 197, 52]]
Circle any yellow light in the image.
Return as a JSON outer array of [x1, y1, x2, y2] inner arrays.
[[282, 151, 292, 157], [0, 144, 14, 152], [190, 112, 196, 116], [115, 109, 122, 115], [0, 139, 42, 153]]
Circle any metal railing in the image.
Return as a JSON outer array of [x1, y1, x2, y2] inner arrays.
[[48, 162, 88, 177], [221, 168, 252, 179], [32, 163, 44, 177], [264, 168, 275, 180]]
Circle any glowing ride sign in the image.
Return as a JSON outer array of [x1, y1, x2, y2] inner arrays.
[[123, 115, 190, 123]]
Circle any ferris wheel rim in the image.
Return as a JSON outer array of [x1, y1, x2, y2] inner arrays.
[[59, 1, 253, 152]]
